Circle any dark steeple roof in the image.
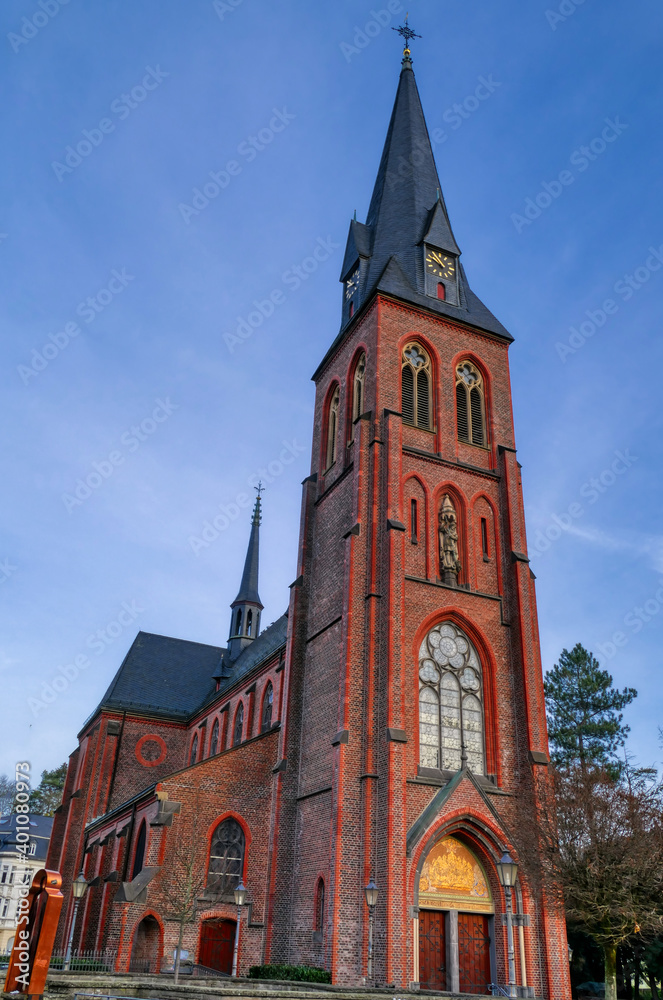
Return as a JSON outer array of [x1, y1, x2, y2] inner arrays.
[[323, 49, 512, 378], [231, 492, 263, 609], [363, 56, 460, 294]]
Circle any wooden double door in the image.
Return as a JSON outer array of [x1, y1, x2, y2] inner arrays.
[[419, 909, 492, 994], [198, 918, 236, 974]]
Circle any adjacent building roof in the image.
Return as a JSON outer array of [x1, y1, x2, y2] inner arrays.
[[0, 815, 53, 862]]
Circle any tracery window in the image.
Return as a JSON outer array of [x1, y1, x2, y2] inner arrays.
[[189, 733, 199, 766], [351, 353, 366, 430], [207, 818, 245, 895], [325, 384, 340, 470], [402, 343, 432, 430], [261, 682, 273, 732], [455, 362, 486, 446], [418, 622, 485, 774], [233, 703, 244, 746], [210, 718, 219, 756]]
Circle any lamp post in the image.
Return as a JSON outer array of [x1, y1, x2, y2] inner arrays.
[[364, 878, 379, 983], [231, 879, 247, 978], [63, 871, 88, 971], [496, 851, 519, 998]]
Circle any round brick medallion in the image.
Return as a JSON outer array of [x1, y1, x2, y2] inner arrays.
[[135, 734, 167, 767]]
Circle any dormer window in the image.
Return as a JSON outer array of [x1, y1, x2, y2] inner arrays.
[[424, 246, 459, 305]]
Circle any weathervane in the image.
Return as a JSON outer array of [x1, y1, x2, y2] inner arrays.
[[392, 12, 421, 58], [254, 480, 265, 499]]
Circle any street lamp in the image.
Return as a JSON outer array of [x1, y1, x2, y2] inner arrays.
[[496, 851, 518, 998], [63, 871, 88, 971], [364, 879, 379, 983], [231, 879, 247, 978]]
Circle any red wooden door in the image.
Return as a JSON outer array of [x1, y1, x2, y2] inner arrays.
[[419, 909, 447, 991], [458, 912, 491, 994], [198, 918, 236, 974]]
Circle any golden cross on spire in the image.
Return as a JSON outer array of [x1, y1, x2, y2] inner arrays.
[[392, 12, 421, 57]]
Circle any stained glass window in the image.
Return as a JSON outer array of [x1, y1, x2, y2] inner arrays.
[[418, 623, 485, 774]]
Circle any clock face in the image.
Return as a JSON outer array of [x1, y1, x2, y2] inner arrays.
[[345, 267, 360, 300], [426, 249, 455, 280]]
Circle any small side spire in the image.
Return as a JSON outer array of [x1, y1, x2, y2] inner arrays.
[[227, 484, 264, 661]]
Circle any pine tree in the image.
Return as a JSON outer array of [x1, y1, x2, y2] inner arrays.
[[29, 763, 67, 816], [544, 643, 637, 771]]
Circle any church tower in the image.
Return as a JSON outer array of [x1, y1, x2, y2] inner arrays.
[[271, 31, 570, 998]]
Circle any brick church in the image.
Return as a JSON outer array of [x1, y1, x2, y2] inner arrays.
[[47, 38, 570, 998]]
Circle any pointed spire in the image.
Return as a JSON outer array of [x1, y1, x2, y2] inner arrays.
[[232, 486, 264, 608], [227, 486, 264, 661]]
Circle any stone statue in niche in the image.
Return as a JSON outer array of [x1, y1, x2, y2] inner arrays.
[[438, 494, 461, 586]]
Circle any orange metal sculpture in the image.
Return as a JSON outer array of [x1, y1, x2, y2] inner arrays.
[[4, 868, 64, 997]]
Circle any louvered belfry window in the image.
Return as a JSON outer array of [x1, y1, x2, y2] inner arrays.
[[402, 343, 432, 429], [455, 362, 486, 446]]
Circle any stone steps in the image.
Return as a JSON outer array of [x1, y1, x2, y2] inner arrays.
[[31, 971, 493, 1000]]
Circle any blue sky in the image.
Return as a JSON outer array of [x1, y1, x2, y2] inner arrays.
[[1, 0, 662, 782]]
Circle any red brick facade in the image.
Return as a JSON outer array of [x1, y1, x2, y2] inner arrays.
[[47, 59, 571, 1000]]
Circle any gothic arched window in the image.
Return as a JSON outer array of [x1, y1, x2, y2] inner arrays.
[[350, 353, 366, 434], [210, 718, 219, 756], [325, 384, 340, 470], [418, 622, 485, 774], [189, 733, 199, 766], [402, 344, 432, 430], [236, 608, 243, 635], [261, 682, 273, 732], [233, 703, 244, 746], [456, 362, 486, 446], [132, 820, 147, 879], [207, 818, 245, 895], [246, 610, 253, 637]]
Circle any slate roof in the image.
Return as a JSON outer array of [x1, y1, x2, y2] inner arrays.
[[0, 815, 53, 862], [93, 631, 224, 722], [86, 611, 288, 726], [209, 613, 288, 697], [319, 56, 511, 380]]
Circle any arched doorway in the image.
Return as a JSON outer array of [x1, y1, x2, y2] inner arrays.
[[417, 836, 494, 994], [198, 918, 236, 974], [129, 915, 161, 973]]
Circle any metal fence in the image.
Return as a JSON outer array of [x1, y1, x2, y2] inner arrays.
[[49, 949, 119, 973]]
